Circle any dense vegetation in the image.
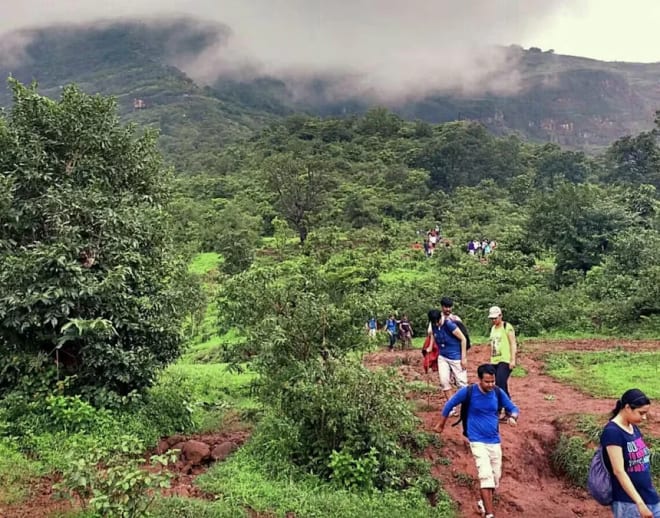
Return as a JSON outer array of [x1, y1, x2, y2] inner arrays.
[[0, 71, 659, 516]]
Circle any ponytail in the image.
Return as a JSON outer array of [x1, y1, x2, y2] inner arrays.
[[609, 400, 624, 419]]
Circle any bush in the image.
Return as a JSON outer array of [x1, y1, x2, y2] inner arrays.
[[0, 81, 199, 402], [248, 360, 434, 492], [55, 435, 177, 518]]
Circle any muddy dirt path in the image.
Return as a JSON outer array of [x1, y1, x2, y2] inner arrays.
[[364, 339, 660, 518]]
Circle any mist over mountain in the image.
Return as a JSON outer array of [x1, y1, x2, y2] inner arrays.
[[1, 16, 659, 157]]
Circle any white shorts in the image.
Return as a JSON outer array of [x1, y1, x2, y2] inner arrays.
[[438, 356, 467, 391], [470, 442, 502, 489]]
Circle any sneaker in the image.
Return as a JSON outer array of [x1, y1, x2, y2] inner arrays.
[[477, 499, 485, 515], [485, 515, 495, 518]]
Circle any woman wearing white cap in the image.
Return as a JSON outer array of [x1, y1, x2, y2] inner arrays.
[[487, 306, 517, 399]]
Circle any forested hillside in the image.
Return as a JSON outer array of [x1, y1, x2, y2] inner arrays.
[[3, 17, 660, 158], [1, 28, 660, 513]]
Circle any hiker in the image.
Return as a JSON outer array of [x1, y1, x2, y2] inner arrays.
[[366, 316, 377, 339], [434, 363, 519, 518], [440, 296, 462, 323], [488, 306, 517, 399], [428, 302, 468, 410], [385, 314, 398, 351], [601, 389, 659, 518], [399, 315, 413, 349]]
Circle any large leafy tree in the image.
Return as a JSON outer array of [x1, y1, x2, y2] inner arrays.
[[604, 131, 660, 188], [527, 183, 631, 283], [0, 81, 197, 402], [263, 153, 334, 244]]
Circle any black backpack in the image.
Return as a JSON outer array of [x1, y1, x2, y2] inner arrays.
[[443, 318, 471, 350], [452, 384, 506, 437]]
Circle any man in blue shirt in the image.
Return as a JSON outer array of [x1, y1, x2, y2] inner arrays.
[[366, 317, 377, 339], [427, 298, 468, 409], [435, 363, 520, 518], [385, 315, 398, 350]]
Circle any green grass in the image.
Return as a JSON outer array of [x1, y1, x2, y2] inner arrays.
[[544, 349, 660, 399], [163, 363, 258, 409], [0, 440, 42, 505], [189, 252, 222, 275], [153, 497, 247, 517], [195, 449, 455, 518]]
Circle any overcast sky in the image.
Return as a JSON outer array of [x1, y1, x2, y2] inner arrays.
[[2, 0, 659, 62], [1, 1, 659, 100]]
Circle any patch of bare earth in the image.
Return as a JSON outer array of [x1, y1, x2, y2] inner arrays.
[[0, 430, 250, 518], [364, 339, 660, 518]]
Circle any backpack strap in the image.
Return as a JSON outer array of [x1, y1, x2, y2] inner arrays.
[[451, 384, 473, 428], [495, 386, 505, 412]]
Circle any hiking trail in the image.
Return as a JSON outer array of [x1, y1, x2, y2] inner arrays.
[[364, 339, 660, 518]]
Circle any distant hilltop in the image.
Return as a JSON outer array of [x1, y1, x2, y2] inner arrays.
[[2, 17, 660, 151]]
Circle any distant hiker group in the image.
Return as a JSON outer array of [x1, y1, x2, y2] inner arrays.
[[467, 238, 496, 257], [365, 314, 414, 350]]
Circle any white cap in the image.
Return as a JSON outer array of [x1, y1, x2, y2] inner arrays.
[[488, 306, 502, 318]]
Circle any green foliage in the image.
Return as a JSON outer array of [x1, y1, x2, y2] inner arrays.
[[329, 447, 380, 491], [0, 439, 42, 505], [604, 132, 660, 188], [188, 252, 222, 275], [544, 350, 660, 399], [0, 80, 199, 402], [527, 183, 632, 283], [262, 153, 335, 243], [152, 497, 247, 518], [196, 448, 454, 518], [55, 435, 177, 518], [551, 434, 592, 487], [211, 201, 261, 274]]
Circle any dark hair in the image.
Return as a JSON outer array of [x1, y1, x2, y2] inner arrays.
[[477, 363, 496, 379], [440, 297, 453, 308], [428, 309, 441, 323], [609, 388, 651, 419]]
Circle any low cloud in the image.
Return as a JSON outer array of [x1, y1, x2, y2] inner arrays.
[[0, 0, 572, 102]]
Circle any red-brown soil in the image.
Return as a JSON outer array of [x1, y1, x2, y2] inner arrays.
[[364, 338, 660, 517], [4, 338, 659, 517]]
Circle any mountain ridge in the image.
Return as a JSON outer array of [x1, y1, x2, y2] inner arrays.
[[1, 17, 659, 162]]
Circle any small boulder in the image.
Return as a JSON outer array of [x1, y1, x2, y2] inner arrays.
[[181, 440, 211, 465], [156, 439, 170, 454], [211, 442, 238, 462]]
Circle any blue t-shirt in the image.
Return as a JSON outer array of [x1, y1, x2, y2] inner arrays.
[[368, 318, 377, 330], [442, 385, 519, 444], [432, 319, 462, 360], [386, 319, 398, 334], [601, 421, 659, 505]]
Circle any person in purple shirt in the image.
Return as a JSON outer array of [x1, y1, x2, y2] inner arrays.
[[434, 363, 519, 518], [601, 388, 659, 518]]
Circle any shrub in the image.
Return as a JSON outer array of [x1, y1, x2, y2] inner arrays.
[[55, 435, 177, 518], [0, 80, 199, 402]]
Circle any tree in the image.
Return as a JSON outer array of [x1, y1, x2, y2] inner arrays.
[[532, 144, 590, 190], [527, 183, 631, 283], [263, 153, 334, 244], [212, 200, 261, 274], [0, 81, 197, 403], [604, 132, 660, 188]]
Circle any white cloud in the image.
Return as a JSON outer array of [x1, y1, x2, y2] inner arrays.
[[0, 0, 592, 100]]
